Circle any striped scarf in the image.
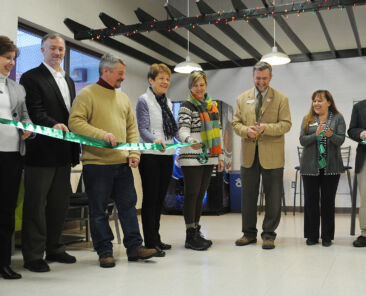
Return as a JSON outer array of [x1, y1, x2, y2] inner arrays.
[[189, 92, 222, 155]]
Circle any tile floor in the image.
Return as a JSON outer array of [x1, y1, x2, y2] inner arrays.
[[1, 213, 364, 296]]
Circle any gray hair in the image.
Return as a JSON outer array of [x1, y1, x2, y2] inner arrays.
[[41, 33, 64, 48], [253, 61, 272, 75], [99, 53, 125, 75]]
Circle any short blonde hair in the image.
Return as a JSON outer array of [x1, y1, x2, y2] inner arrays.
[[188, 70, 207, 89], [148, 63, 171, 80]]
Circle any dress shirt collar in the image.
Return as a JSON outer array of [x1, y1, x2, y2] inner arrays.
[[43, 62, 65, 77], [254, 87, 268, 99]]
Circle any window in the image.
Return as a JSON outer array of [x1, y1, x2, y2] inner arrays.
[[15, 24, 100, 93]]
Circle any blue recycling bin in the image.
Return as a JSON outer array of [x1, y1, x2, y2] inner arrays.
[[230, 170, 242, 213]]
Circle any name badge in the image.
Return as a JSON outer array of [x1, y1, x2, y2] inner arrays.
[[246, 99, 255, 104], [309, 122, 318, 127]]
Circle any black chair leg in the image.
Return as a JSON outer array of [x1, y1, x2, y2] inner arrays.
[[293, 170, 298, 216]]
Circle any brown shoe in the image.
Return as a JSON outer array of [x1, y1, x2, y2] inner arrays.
[[262, 238, 275, 250], [128, 247, 158, 262], [235, 236, 257, 246], [99, 253, 115, 268]]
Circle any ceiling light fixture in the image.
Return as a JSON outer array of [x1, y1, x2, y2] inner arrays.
[[261, 10, 291, 66], [174, 0, 202, 74]]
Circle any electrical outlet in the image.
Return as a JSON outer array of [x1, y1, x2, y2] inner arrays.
[[291, 181, 296, 188]]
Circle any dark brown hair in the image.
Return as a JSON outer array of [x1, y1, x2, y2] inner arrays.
[[303, 90, 340, 132], [0, 36, 19, 57]]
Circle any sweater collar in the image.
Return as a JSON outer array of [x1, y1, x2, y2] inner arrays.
[[97, 77, 114, 90]]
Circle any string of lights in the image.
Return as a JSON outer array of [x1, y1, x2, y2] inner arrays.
[[73, 0, 366, 41]]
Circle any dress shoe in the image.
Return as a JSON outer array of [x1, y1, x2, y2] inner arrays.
[[158, 242, 172, 250], [306, 238, 319, 246], [0, 266, 22, 279], [353, 235, 366, 247], [235, 236, 257, 246], [46, 252, 76, 264], [128, 247, 159, 261], [24, 259, 50, 272], [99, 253, 115, 268], [322, 240, 332, 247], [262, 238, 275, 250]]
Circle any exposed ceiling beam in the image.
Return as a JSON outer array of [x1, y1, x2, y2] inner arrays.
[[316, 11, 336, 58], [64, 18, 163, 66], [73, 0, 366, 40], [134, 8, 220, 69], [99, 12, 185, 63], [231, 0, 285, 53], [165, 3, 243, 67], [346, 6, 362, 56], [196, 0, 261, 60]]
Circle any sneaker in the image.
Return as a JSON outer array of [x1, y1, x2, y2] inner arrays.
[[99, 253, 115, 268], [128, 247, 159, 261], [262, 238, 275, 250], [235, 236, 257, 246], [353, 235, 366, 247], [46, 252, 76, 264], [24, 259, 50, 272]]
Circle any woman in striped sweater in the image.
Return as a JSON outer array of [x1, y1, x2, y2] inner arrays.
[[178, 70, 224, 251]]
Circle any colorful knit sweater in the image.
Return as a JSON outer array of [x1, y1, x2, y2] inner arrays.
[[178, 100, 224, 166]]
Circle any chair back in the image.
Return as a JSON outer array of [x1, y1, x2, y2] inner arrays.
[[297, 146, 304, 163], [340, 146, 351, 168]]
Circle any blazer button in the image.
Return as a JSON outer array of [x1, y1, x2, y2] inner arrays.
[[13, 113, 17, 117]]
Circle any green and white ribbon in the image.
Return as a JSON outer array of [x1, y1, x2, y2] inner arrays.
[[0, 118, 193, 151]]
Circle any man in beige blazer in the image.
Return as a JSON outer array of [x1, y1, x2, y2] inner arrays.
[[232, 61, 291, 249]]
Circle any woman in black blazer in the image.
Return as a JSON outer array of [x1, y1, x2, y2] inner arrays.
[[0, 36, 32, 279], [299, 90, 345, 247]]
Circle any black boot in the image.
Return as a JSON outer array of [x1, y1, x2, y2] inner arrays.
[[196, 225, 213, 247], [185, 228, 210, 251]]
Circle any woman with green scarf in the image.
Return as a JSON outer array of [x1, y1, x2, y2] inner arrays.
[[178, 70, 224, 251]]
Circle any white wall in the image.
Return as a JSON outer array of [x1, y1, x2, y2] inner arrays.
[[169, 57, 366, 207], [1, 0, 363, 207]]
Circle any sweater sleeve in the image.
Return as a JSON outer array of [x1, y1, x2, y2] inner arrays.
[[68, 89, 107, 139], [125, 99, 140, 159], [136, 96, 155, 143], [178, 102, 194, 143]]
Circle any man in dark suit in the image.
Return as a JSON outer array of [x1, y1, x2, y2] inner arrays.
[[20, 33, 79, 272], [348, 100, 366, 247]]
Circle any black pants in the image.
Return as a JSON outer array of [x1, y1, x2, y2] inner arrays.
[[302, 172, 340, 241], [0, 152, 23, 267], [21, 165, 71, 262], [181, 165, 214, 225], [241, 149, 283, 240], [139, 154, 173, 247]]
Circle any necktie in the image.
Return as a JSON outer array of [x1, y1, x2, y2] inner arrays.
[[256, 92, 263, 121]]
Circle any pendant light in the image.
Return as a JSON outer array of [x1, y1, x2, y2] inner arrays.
[[174, 0, 202, 74], [261, 11, 291, 66]]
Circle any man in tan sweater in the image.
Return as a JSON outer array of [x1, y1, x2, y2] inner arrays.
[[69, 54, 158, 268]]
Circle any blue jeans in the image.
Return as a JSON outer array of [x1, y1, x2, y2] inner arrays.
[[83, 163, 143, 257]]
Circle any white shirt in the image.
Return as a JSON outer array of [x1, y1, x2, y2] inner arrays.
[[43, 62, 71, 111], [0, 75, 20, 151]]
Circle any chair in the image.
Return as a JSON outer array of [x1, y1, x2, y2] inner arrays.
[[340, 146, 353, 202], [293, 146, 304, 215], [66, 171, 121, 244], [258, 177, 287, 215]]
